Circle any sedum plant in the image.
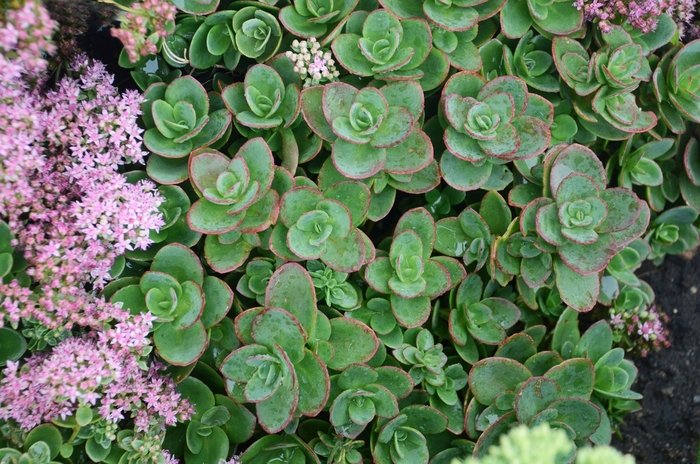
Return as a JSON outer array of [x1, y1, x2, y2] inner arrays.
[[7, 0, 700, 462], [141, 76, 231, 178], [364, 208, 466, 328], [440, 72, 552, 191]]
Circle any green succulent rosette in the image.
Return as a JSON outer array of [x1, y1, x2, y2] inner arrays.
[[109, 244, 233, 366], [524, 144, 650, 311], [279, 0, 359, 40], [301, 80, 433, 181], [440, 72, 552, 191], [331, 9, 449, 90], [269, 184, 373, 273], [186, 138, 280, 273], [364, 208, 466, 328], [140, 76, 232, 184], [652, 39, 700, 133]]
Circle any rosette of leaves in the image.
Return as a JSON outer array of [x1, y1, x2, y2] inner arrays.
[[393, 329, 448, 387], [499, 0, 582, 39], [171, 377, 256, 464], [237, 434, 319, 464], [434, 191, 512, 273], [377, 0, 499, 72], [236, 257, 279, 305], [467, 350, 603, 457], [221, 63, 302, 173], [611, 136, 673, 191], [652, 39, 700, 129], [553, 28, 656, 138], [110, 244, 233, 366], [222, 263, 379, 432], [301, 80, 433, 181], [365, 208, 466, 327], [448, 274, 520, 364], [186, 139, 279, 273], [279, 0, 359, 39], [598, 239, 650, 305], [231, 6, 282, 62], [188, 11, 240, 70], [440, 72, 552, 191], [493, 227, 553, 291], [141, 76, 232, 161], [0, 441, 60, 464], [511, 30, 558, 93], [371, 405, 448, 464], [328, 363, 413, 438], [525, 144, 649, 311], [331, 10, 447, 89], [551, 309, 642, 435], [350, 295, 404, 349], [308, 430, 365, 464], [307, 260, 362, 310], [269, 184, 372, 272], [645, 206, 700, 264]]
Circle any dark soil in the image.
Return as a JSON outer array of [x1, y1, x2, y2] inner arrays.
[[612, 252, 700, 463]]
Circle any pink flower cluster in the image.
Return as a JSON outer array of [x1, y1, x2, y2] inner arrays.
[[610, 304, 671, 356], [0, 317, 192, 432], [574, 0, 699, 35], [109, 0, 177, 64], [0, 0, 56, 75], [0, 54, 164, 296]]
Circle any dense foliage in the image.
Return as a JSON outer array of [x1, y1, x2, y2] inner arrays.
[[1, 0, 699, 462]]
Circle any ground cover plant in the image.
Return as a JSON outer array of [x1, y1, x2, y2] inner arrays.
[[0, 0, 699, 463]]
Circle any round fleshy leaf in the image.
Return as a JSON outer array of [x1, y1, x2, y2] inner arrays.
[[155, 321, 208, 366], [265, 263, 317, 338], [469, 357, 532, 405], [252, 308, 306, 364], [332, 138, 387, 179], [327, 318, 379, 371]]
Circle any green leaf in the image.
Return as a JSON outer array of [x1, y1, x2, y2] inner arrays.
[[514, 377, 562, 423], [333, 138, 387, 179], [256, 379, 298, 434], [327, 318, 379, 370], [544, 358, 595, 398], [391, 294, 431, 328], [573, 320, 613, 363], [469, 357, 532, 405], [554, 257, 600, 312], [24, 424, 62, 460], [548, 397, 601, 439], [0, 327, 27, 367], [154, 321, 207, 366], [265, 263, 317, 338], [252, 308, 306, 363]]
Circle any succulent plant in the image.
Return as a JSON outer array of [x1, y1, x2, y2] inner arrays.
[[309, 430, 365, 464], [270, 184, 372, 272], [522, 144, 650, 311], [448, 274, 521, 364], [328, 363, 412, 438], [307, 260, 362, 310], [499, 0, 583, 38], [434, 191, 512, 273], [238, 434, 319, 463], [551, 309, 642, 437], [301, 80, 433, 181], [645, 206, 700, 264], [653, 39, 700, 129], [221, 63, 304, 172], [188, 11, 240, 70], [110, 244, 233, 366], [553, 27, 656, 138], [279, 0, 359, 39], [186, 139, 279, 272], [511, 30, 558, 92], [331, 9, 449, 90], [365, 208, 466, 328], [231, 6, 282, 62], [141, 76, 231, 161], [236, 257, 278, 305], [440, 72, 552, 191], [174, 377, 255, 464], [371, 405, 448, 464], [222, 263, 378, 432]]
